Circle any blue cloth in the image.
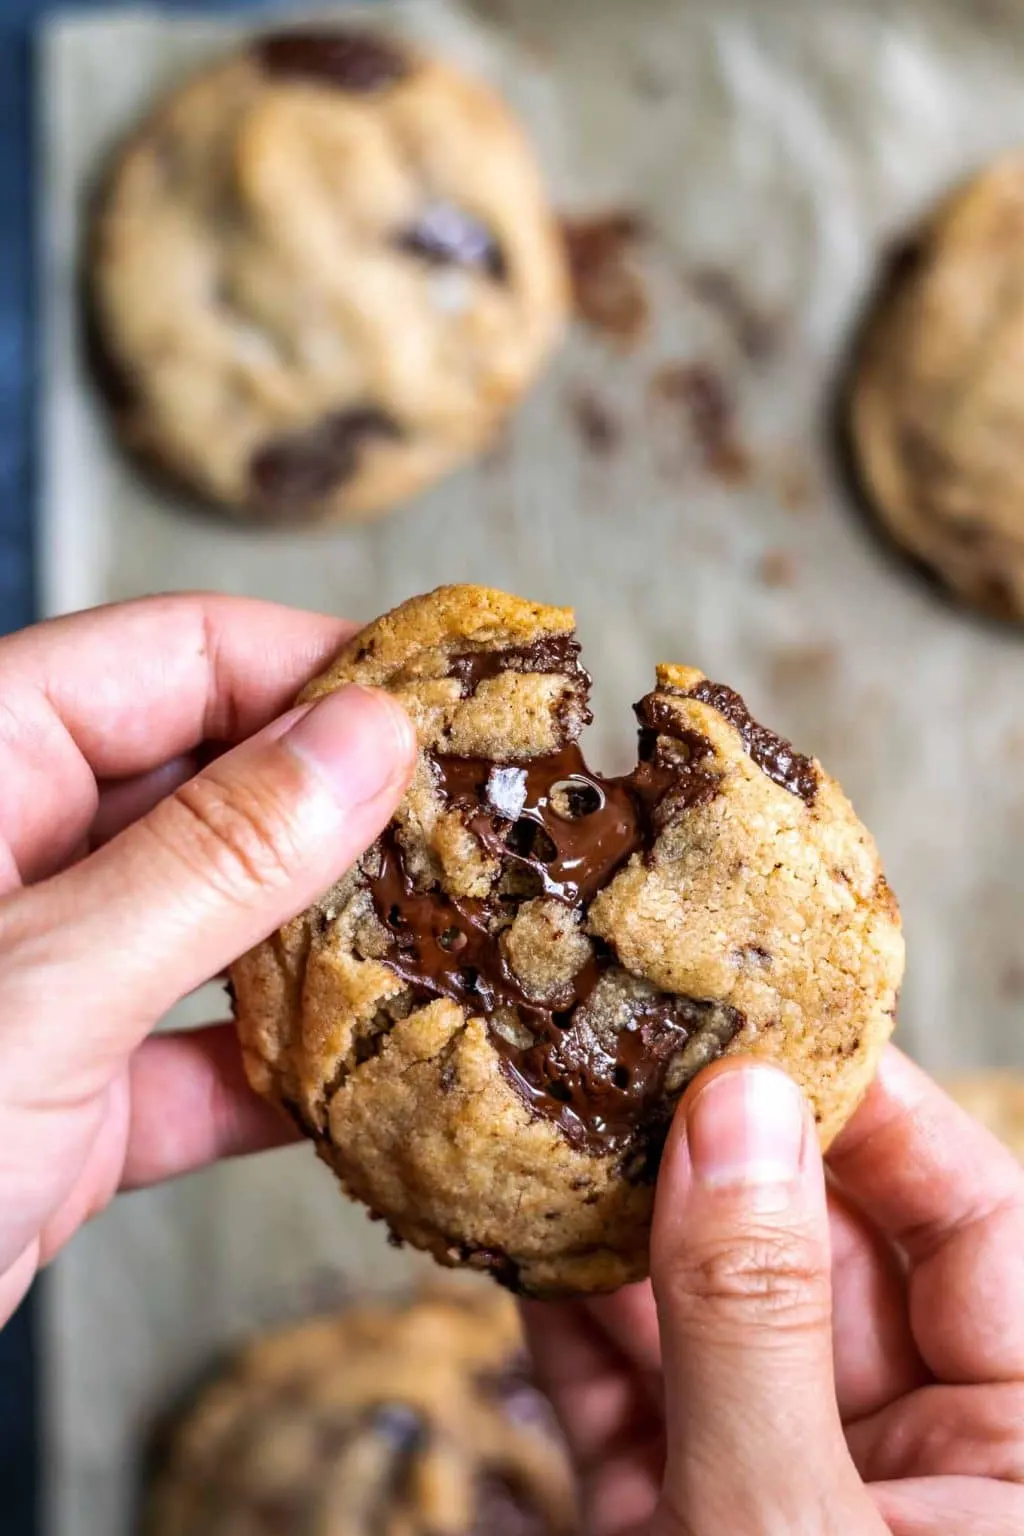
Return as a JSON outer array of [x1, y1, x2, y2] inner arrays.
[[0, 19, 37, 1533], [0, 28, 33, 639]]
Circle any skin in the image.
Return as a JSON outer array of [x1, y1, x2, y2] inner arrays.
[[524, 1054, 1024, 1535], [0, 594, 1021, 1533]]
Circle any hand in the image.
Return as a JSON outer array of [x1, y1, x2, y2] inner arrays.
[[0, 593, 416, 1327], [524, 1048, 1024, 1535]]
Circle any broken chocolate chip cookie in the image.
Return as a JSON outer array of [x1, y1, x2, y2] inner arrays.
[[232, 585, 904, 1296], [88, 30, 567, 525]]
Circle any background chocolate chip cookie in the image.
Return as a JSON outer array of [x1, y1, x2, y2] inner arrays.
[[145, 1286, 577, 1536], [89, 29, 568, 524], [232, 585, 905, 1296], [847, 153, 1024, 621], [946, 1072, 1024, 1161]]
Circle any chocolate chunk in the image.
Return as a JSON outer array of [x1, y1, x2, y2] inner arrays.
[[472, 1472, 548, 1536], [459, 1244, 523, 1291], [256, 29, 409, 91], [397, 202, 507, 281], [684, 679, 818, 805], [447, 635, 590, 696], [251, 407, 400, 509], [484, 1359, 560, 1435]]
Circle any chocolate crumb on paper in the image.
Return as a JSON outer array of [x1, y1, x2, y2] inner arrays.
[[648, 361, 751, 482], [562, 213, 650, 347]]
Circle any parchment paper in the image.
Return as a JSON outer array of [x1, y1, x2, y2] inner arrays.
[[41, 2, 1024, 1531]]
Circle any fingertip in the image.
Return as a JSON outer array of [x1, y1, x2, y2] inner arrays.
[[283, 683, 417, 809], [659, 1059, 813, 1204]]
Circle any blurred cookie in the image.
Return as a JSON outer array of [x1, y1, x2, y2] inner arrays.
[[232, 585, 904, 1297], [89, 29, 567, 524], [946, 1072, 1024, 1160], [145, 1287, 577, 1535], [848, 153, 1024, 620]]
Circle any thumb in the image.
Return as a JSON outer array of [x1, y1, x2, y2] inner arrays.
[[650, 1062, 880, 1536], [1, 683, 415, 1078]]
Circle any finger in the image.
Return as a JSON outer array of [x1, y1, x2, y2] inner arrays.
[[0, 592, 355, 883], [829, 1186, 927, 1422], [521, 1301, 663, 1536], [871, 1476, 1024, 1535], [90, 756, 200, 850], [0, 684, 416, 1097], [651, 1061, 882, 1534], [847, 1383, 1024, 1485], [121, 1023, 298, 1189], [586, 1281, 663, 1378], [0, 1241, 40, 1330], [828, 1046, 1024, 1382]]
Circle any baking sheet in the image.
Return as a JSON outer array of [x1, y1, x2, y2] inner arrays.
[[41, 1, 1024, 1531]]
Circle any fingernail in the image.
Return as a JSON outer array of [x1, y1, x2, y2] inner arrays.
[[686, 1067, 806, 1189], [283, 685, 416, 807]]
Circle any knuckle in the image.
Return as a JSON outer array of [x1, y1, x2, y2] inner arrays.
[[154, 771, 303, 900], [668, 1226, 830, 1334]]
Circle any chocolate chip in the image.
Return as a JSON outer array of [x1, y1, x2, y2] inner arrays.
[[366, 1402, 426, 1453], [256, 29, 409, 91], [460, 1244, 523, 1292], [397, 202, 507, 281], [250, 407, 400, 509]]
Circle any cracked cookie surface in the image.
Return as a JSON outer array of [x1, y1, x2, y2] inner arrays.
[[232, 585, 904, 1296], [848, 153, 1024, 620], [145, 1287, 577, 1536], [90, 29, 567, 525]]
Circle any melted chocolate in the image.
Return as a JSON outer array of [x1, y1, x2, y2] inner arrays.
[[360, 664, 816, 1161], [369, 712, 740, 1160], [397, 202, 507, 281], [256, 29, 409, 91], [251, 407, 400, 508], [684, 679, 818, 804], [434, 745, 641, 904]]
